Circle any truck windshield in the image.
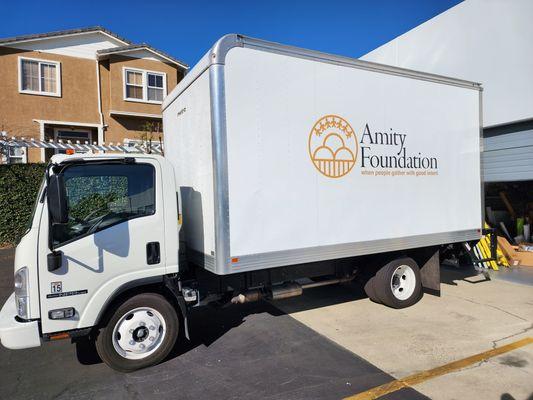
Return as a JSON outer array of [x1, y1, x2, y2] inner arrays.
[[52, 162, 155, 247]]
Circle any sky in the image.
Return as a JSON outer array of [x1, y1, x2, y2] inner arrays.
[[0, 0, 462, 67]]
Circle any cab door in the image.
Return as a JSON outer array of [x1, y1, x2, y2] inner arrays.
[[38, 158, 167, 334]]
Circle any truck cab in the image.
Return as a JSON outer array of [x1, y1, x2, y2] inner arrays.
[[0, 153, 183, 371]]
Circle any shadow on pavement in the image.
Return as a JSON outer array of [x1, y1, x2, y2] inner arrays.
[[0, 248, 429, 400], [75, 300, 287, 366], [439, 264, 490, 286], [501, 392, 533, 400]]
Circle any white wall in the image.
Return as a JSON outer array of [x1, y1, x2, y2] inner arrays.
[[11, 32, 126, 60], [361, 0, 533, 128], [119, 49, 161, 62]]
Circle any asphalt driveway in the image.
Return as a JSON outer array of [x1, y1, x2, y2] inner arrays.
[[0, 248, 427, 400]]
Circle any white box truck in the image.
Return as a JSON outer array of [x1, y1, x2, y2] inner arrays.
[[0, 35, 483, 371]]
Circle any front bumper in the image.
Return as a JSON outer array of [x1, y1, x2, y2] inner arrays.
[[0, 293, 41, 349]]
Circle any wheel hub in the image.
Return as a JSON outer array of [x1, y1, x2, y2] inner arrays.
[[112, 307, 167, 360], [390, 265, 416, 301], [133, 326, 149, 342]]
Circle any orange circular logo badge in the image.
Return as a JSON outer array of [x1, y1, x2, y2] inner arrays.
[[308, 115, 358, 178]]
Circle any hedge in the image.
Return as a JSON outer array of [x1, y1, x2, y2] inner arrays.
[[0, 163, 47, 246]]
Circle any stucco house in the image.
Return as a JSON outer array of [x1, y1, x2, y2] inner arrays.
[[0, 26, 188, 163]]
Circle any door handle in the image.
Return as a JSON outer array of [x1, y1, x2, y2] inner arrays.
[[146, 242, 160, 265]]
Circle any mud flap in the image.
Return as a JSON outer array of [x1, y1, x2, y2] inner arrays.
[[164, 275, 191, 340], [420, 249, 440, 297], [176, 296, 191, 341]]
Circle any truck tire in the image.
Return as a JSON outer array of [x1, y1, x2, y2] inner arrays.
[[96, 293, 179, 372], [363, 277, 381, 304], [373, 258, 422, 309]]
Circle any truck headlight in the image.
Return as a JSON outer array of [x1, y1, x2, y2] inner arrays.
[[14, 267, 29, 319]]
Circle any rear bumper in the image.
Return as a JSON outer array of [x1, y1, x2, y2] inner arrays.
[[0, 293, 41, 349]]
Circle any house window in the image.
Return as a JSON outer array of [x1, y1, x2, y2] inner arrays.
[[123, 68, 166, 104], [19, 57, 61, 97], [125, 71, 143, 100], [147, 73, 164, 102], [54, 129, 92, 155]]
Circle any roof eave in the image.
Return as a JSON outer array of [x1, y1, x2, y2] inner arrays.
[[0, 27, 130, 47], [97, 47, 188, 70]]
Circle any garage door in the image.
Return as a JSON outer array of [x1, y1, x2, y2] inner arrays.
[[483, 130, 533, 182]]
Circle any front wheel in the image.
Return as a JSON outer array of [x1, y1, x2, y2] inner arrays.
[[96, 293, 179, 372]]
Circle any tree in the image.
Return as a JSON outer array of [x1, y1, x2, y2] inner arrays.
[[139, 121, 162, 154]]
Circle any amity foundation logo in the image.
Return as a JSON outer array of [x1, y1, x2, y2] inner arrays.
[[308, 115, 439, 178], [308, 115, 358, 178]]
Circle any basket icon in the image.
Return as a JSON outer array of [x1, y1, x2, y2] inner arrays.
[[308, 115, 358, 178]]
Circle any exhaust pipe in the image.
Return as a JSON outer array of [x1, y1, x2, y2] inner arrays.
[[271, 282, 303, 300], [230, 275, 355, 304], [230, 283, 302, 304], [231, 289, 263, 304]]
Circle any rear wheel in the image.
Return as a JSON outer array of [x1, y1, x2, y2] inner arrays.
[[373, 257, 422, 309], [363, 277, 381, 304], [96, 293, 179, 372]]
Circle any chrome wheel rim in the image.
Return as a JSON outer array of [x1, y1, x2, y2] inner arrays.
[[390, 265, 416, 301], [112, 307, 166, 360]]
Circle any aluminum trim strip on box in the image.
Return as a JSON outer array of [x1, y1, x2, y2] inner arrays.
[[225, 230, 481, 274], [479, 89, 485, 227], [209, 64, 231, 274], [210, 34, 481, 91]]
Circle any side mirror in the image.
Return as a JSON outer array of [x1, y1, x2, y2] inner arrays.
[[47, 174, 68, 224], [47, 251, 63, 272]]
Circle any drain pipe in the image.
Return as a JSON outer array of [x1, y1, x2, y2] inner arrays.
[[95, 59, 105, 148]]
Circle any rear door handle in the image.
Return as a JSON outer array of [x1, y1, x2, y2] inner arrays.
[[146, 242, 160, 265]]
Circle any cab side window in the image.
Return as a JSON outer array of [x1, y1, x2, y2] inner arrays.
[[52, 163, 155, 247]]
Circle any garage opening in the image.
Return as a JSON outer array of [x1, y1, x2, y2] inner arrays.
[[485, 180, 533, 266]]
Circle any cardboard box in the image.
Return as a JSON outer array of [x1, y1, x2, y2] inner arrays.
[[498, 237, 533, 267]]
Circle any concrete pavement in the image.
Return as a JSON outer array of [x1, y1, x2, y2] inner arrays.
[[277, 266, 533, 400]]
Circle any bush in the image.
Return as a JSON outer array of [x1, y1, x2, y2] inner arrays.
[[0, 163, 47, 246]]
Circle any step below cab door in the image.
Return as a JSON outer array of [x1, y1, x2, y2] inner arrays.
[[38, 158, 167, 334]]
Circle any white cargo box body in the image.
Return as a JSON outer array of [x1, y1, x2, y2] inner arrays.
[[163, 35, 482, 275]]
